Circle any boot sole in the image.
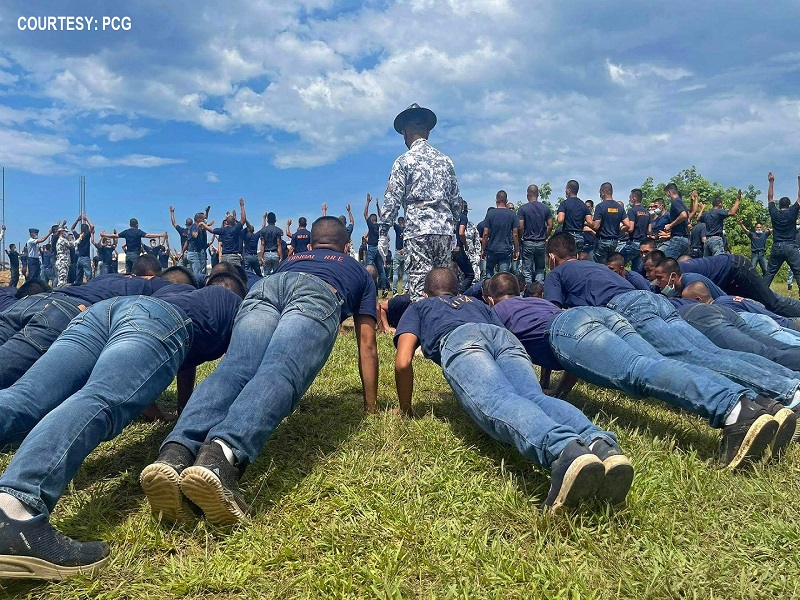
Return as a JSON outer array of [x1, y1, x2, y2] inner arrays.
[[770, 409, 797, 458], [549, 454, 605, 514], [180, 467, 247, 526], [140, 463, 184, 523], [597, 455, 634, 505], [725, 415, 778, 470], [0, 553, 109, 580]]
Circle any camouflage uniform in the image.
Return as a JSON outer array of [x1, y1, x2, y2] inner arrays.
[[465, 221, 482, 280], [379, 138, 462, 300], [55, 235, 75, 287]]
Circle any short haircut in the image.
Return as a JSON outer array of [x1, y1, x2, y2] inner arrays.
[[682, 281, 712, 303], [205, 273, 246, 298], [526, 281, 544, 298], [712, 196, 723, 207], [267, 212, 277, 224], [132, 254, 163, 276], [546, 232, 577, 260], [496, 190, 508, 202], [584, 199, 594, 209], [656, 257, 681, 276], [664, 183, 679, 195], [209, 261, 247, 290], [644, 249, 666, 267], [17, 279, 51, 299], [310, 216, 349, 251], [8, 244, 15, 249], [527, 184, 539, 197], [424, 267, 458, 297], [299, 217, 307, 227], [630, 188, 643, 203], [600, 182, 613, 196], [566, 180, 579, 195], [130, 218, 139, 228], [779, 197, 791, 209], [577, 251, 591, 261], [605, 252, 625, 267], [161, 265, 199, 288], [640, 239, 657, 251], [488, 272, 519, 299]]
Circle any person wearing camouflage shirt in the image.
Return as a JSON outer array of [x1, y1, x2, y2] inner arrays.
[[378, 104, 463, 300], [465, 219, 482, 281]]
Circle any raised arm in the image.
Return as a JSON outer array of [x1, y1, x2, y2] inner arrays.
[[346, 203, 354, 226], [83, 214, 95, 232], [355, 314, 379, 413], [738, 221, 750, 235], [729, 190, 741, 216], [394, 332, 418, 417], [285, 219, 293, 238], [70, 215, 81, 231], [364, 193, 372, 221], [321, 203, 327, 217], [262, 212, 267, 229], [169, 206, 180, 229], [688, 190, 700, 221], [768, 172, 774, 203], [238, 197, 247, 225]]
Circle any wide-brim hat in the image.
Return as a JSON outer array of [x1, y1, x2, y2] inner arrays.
[[393, 103, 437, 134]]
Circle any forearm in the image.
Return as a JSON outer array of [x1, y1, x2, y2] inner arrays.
[[395, 363, 414, 415], [176, 366, 197, 412], [358, 345, 379, 413]]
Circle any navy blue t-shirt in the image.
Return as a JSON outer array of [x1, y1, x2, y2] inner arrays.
[[681, 273, 726, 298], [769, 203, 800, 243], [96, 244, 113, 265], [483, 207, 517, 255], [594, 200, 624, 239], [58, 273, 169, 304], [74, 232, 91, 257], [243, 229, 260, 255], [153, 284, 242, 369], [651, 213, 671, 238], [276, 250, 377, 322], [260, 224, 282, 252], [492, 296, 562, 370], [701, 208, 729, 236], [463, 280, 484, 301], [394, 294, 504, 365], [366, 220, 380, 246], [6, 250, 19, 269], [625, 269, 652, 291], [679, 256, 736, 287], [175, 224, 189, 248], [714, 294, 794, 328], [544, 260, 634, 307], [669, 196, 689, 237], [690, 222, 707, 249], [557, 197, 590, 233], [119, 228, 148, 254], [627, 206, 650, 241], [518, 201, 552, 241], [291, 228, 311, 253], [393, 223, 405, 251], [41, 251, 52, 269], [213, 222, 244, 255], [748, 230, 771, 252]]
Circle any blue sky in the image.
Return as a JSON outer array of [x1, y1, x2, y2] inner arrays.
[[1, 0, 799, 250]]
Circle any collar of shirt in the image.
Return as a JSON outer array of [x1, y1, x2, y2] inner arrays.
[[409, 138, 429, 151]]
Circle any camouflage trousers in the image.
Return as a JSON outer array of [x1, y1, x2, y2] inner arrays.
[[404, 234, 454, 301]]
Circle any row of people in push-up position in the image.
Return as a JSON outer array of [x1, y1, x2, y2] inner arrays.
[[0, 219, 799, 581]]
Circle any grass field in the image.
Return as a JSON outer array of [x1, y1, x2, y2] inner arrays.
[[2, 283, 800, 598]]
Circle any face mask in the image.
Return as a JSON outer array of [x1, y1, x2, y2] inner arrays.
[[661, 274, 679, 297]]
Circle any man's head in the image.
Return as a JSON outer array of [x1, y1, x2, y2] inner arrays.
[[185, 217, 193, 228], [496, 190, 508, 206], [630, 188, 643, 205], [398, 216, 406, 227], [299, 217, 307, 228], [755, 222, 763, 233], [643, 249, 666, 278], [150, 239, 158, 247], [526, 281, 545, 298], [526, 184, 539, 201], [566, 180, 579, 197], [247, 223, 255, 234], [461, 201, 469, 215], [368, 212, 377, 223], [80, 223, 90, 235], [267, 212, 277, 224], [584, 199, 594, 210], [224, 214, 236, 226], [28, 228, 39, 237], [779, 196, 792, 209], [486, 272, 519, 305], [16, 279, 51, 299], [131, 254, 163, 277], [577, 250, 591, 261], [663, 182, 680, 200], [546, 231, 577, 268], [8, 244, 15, 252], [311, 216, 349, 252], [639, 239, 657, 258], [712, 196, 724, 208], [423, 267, 458, 297], [599, 182, 613, 199], [205, 272, 246, 298], [161, 265, 199, 288], [194, 212, 205, 224], [682, 281, 713, 303], [605, 252, 626, 278], [650, 198, 665, 215], [394, 103, 436, 149], [652, 258, 682, 296], [130, 218, 139, 229]]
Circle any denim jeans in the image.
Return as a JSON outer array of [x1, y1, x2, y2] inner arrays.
[[183, 250, 204, 277], [0, 296, 191, 515], [765, 242, 800, 286], [76, 255, 93, 284], [618, 241, 642, 274], [607, 290, 800, 403], [593, 239, 618, 265], [567, 232, 585, 253], [521, 240, 546, 284], [10, 265, 19, 288], [165, 272, 342, 467], [0, 292, 87, 389], [392, 250, 405, 292], [751, 251, 768, 276], [221, 254, 242, 266], [548, 307, 745, 427], [27, 258, 41, 281], [484, 251, 512, 278], [125, 251, 140, 274], [366, 245, 389, 290], [244, 254, 262, 277], [703, 236, 725, 256], [738, 312, 800, 346], [727, 254, 800, 317], [663, 236, 689, 259], [261, 251, 280, 275], [439, 323, 615, 468]]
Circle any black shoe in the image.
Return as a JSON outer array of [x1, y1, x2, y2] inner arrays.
[[179, 441, 249, 525], [543, 440, 605, 514], [590, 439, 634, 506], [140, 442, 195, 523], [752, 396, 798, 456], [0, 509, 109, 580], [719, 397, 778, 470]]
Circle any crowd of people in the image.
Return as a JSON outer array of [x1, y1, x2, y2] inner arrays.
[[1, 103, 800, 583]]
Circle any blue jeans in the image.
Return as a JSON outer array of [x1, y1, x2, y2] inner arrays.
[[765, 242, 800, 286], [548, 307, 745, 427], [663, 236, 689, 259], [27, 258, 41, 281], [244, 254, 262, 277], [618, 241, 642, 274], [392, 250, 405, 292], [185, 251, 204, 277], [125, 251, 140, 274], [439, 323, 615, 468], [221, 254, 242, 266], [0, 296, 191, 515], [76, 255, 93, 284], [607, 290, 800, 403], [261, 251, 280, 275], [704, 236, 725, 256], [567, 233, 585, 253], [521, 240, 546, 284], [751, 250, 767, 276], [165, 272, 342, 467], [484, 251, 512, 278], [0, 292, 86, 389], [366, 245, 389, 290], [739, 312, 800, 346], [593, 239, 618, 265]]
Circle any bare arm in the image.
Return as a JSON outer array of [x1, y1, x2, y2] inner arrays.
[[557, 210, 565, 225], [346, 204, 354, 226], [395, 332, 418, 416], [546, 216, 554, 237], [169, 206, 179, 228], [768, 172, 774, 203], [285, 219, 293, 238], [728, 190, 741, 217], [739, 221, 750, 234], [364, 193, 371, 221], [238, 197, 246, 225], [70, 216, 81, 231], [355, 314, 379, 413], [176, 366, 197, 413]]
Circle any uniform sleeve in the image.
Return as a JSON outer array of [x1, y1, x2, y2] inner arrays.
[[543, 270, 566, 307], [593, 205, 603, 220], [212, 227, 224, 236], [394, 303, 421, 346], [557, 201, 565, 214], [448, 159, 463, 224], [355, 274, 378, 321], [380, 158, 406, 232]]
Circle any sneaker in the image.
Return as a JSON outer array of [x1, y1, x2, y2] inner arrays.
[[179, 441, 249, 525], [720, 397, 778, 470], [0, 509, 109, 580], [140, 442, 195, 523], [752, 396, 798, 455], [590, 439, 634, 506], [543, 440, 605, 514]]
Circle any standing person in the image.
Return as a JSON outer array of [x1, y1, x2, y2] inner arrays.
[[25, 228, 49, 282], [452, 201, 475, 292], [662, 183, 691, 258], [205, 198, 246, 266], [481, 190, 519, 277], [591, 182, 625, 265], [689, 216, 707, 258], [258, 212, 283, 275], [392, 216, 406, 294], [362, 196, 390, 295], [242, 222, 262, 277], [286, 217, 311, 256], [764, 172, 800, 286], [377, 103, 463, 301], [5, 241, 20, 288], [102, 219, 162, 274], [55, 227, 82, 288], [619, 188, 650, 273], [739, 221, 771, 275], [169, 206, 194, 269], [518, 184, 553, 285], [465, 218, 482, 281], [93, 232, 114, 275], [70, 215, 95, 285], [557, 180, 591, 253], [701, 191, 740, 256], [41, 245, 55, 287]]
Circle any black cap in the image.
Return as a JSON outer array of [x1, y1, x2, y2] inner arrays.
[[393, 103, 437, 134]]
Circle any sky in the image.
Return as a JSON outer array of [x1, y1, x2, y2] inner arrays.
[[1, 0, 800, 250]]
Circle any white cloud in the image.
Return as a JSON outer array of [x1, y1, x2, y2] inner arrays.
[[86, 154, 185, 168], [96, 123, 149, 142], [206, 171, 220, 183], [606, 59, 692, 86]]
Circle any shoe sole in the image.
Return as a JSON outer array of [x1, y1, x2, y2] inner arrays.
[[597, 455, 634, 506], [770, 409, 797, 458], [725, 415, 778, 470], [180, 467, 247, 526], [549, 455, 605, 514], [140, 463, 184, 523], [0, 554, 109, 580]]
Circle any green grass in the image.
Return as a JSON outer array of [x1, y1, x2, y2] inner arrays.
[[3, 300, 800, 598]]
